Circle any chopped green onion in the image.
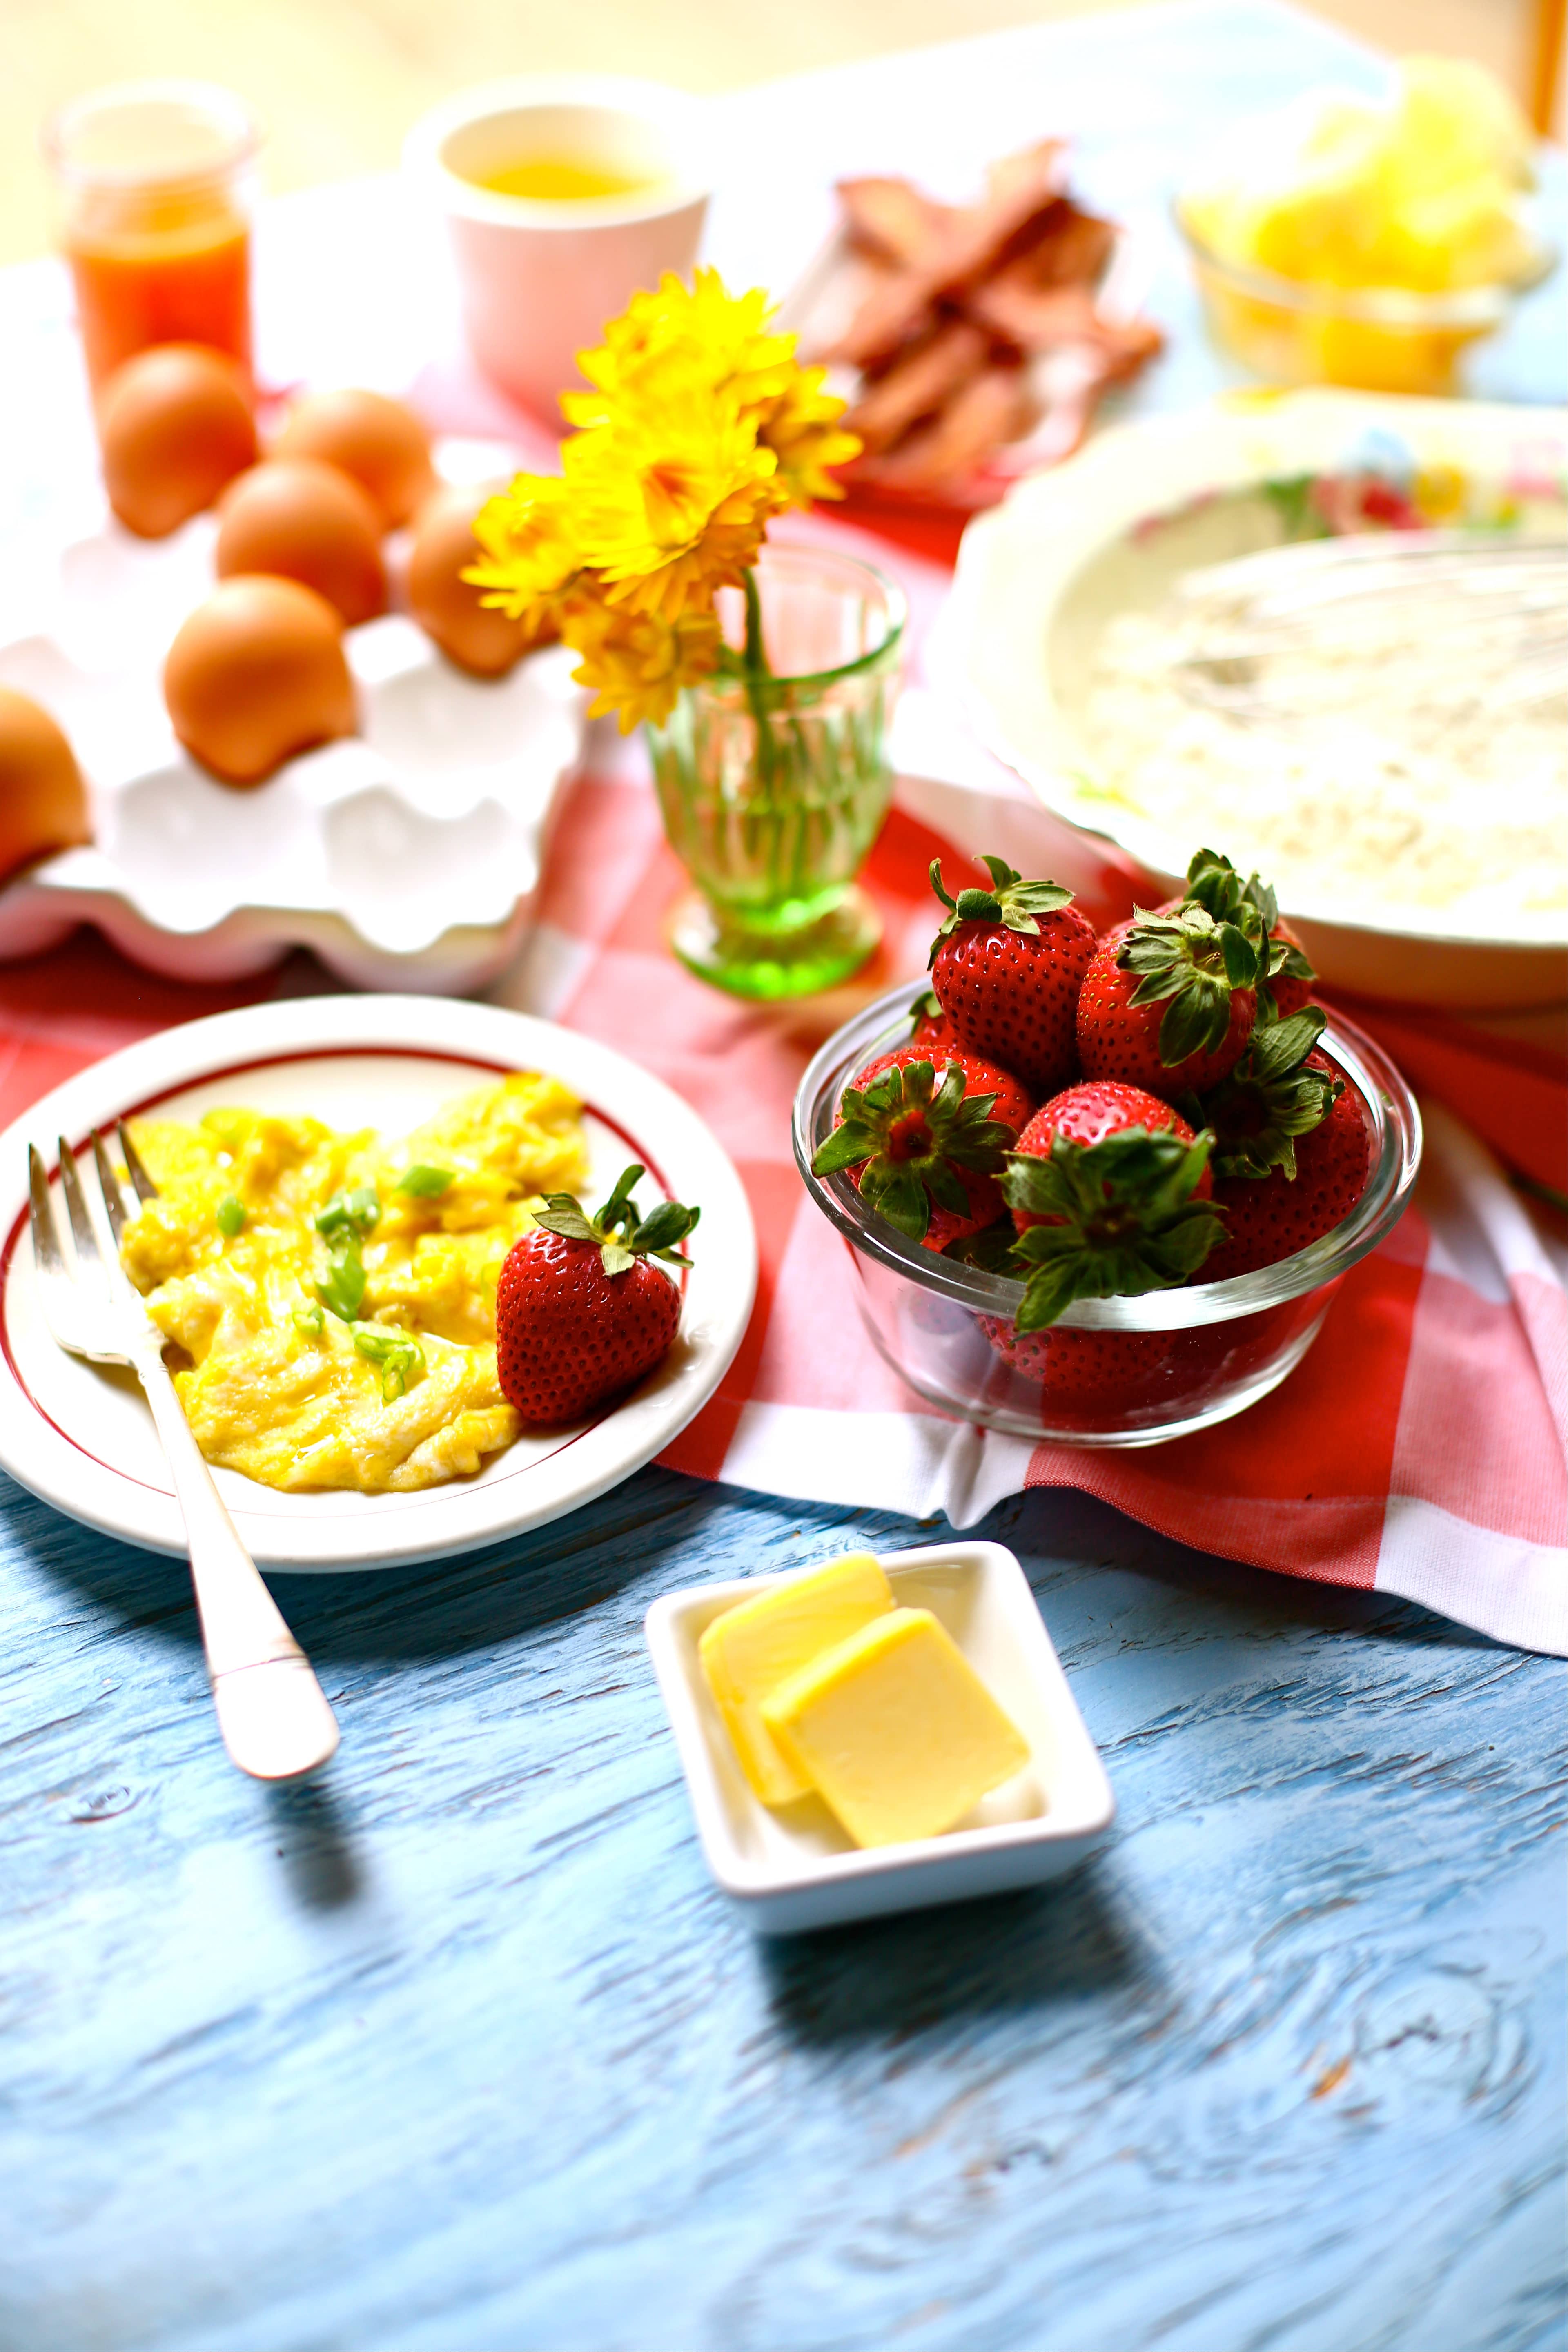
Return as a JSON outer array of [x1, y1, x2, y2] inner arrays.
[[351, 1323, 423, 1402], [216, 1194, 246, 1238], [315, 1184, 380, 1241], [396, 1163, 456, 1198], [292, 1303, 325, 1340], [316, 1236, 367, 1323]]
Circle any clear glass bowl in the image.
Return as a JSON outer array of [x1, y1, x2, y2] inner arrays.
[[1175, 204, 1556, 398], [792, 983, 1422, 1447]]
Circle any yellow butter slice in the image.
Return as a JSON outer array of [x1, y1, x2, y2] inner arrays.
[[762, 1608, 1031, 1849], [698, 1553, 893, 1806]]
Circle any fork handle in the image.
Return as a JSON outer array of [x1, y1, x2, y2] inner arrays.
[[131, 1338, 341, 1781]]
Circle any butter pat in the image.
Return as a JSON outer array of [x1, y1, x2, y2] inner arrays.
[[698, 1553, 893, 1805], [762, 1608, 1031, 1849]]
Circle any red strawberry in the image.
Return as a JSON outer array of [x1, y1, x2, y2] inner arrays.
[[998, 1080, 1223, 1327], [812, 1041, 1033, 1252], [979, 1313, 1186, 1427], [494, 1164, 699, 1424], [1180, 847, 1316, 1021], [1077, 905, 1259, 1099], [981, 1295, 1324, 1429], [1009, 1079, 1199, 1228], [1198, 1054, 1372, 1281], [1202, 1007, 1340, 1181], [927, 854, 1096, 1097]]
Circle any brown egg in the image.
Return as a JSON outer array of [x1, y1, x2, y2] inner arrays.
[[164, 576, 356, 788], [98, 344, 258, 539], [0, 688, 91, 879], [407, 483, 550, 677], [215, 459, 388, 627], [272, 389, 437, 529]]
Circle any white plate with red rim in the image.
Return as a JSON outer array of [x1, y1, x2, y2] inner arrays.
[[0, 994, 757, 1570], [646, 1540, 1116, 1933]]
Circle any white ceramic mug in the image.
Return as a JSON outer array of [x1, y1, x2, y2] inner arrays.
[[405, 75, 712, 423]]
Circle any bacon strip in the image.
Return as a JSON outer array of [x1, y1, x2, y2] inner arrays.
[[811, 141, 1163, 495], [842, 322, 989, 453]]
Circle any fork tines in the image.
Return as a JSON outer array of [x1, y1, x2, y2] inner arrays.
[[118, 1121, 158, 1204]]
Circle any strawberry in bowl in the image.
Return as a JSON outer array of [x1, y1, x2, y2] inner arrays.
[[977, 1078, 1227, 1426], [926, 855, 1096, 1096], [1180, 847, 1317, 1022], [810, 1042, 1033, 1252], [1002, 1081, 1223, 1316], [1198, 1020, 1375, 1283], [1076, 902, 1261, 1098], [792, 842, 1420, 1445]]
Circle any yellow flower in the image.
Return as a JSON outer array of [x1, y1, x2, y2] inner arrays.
[[459, 274, 857, 696], [464, 475, 582, 626], [754, 364, 860, 505], [563, 269, 797, 430], [561, 599, 722, 732], [565, 391, 788, 621], [561, 268, 859, 503]]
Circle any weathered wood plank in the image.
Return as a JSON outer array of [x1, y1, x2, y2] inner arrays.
[[1, 1469, 1562, 2352]]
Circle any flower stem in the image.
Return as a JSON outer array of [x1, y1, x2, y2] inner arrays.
[[741, 565, 777, 793], [742, 566, 768, 676]]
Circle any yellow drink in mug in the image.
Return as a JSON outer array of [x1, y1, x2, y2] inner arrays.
[[405, 75, 712, 419], [467, 155, 666, 203]]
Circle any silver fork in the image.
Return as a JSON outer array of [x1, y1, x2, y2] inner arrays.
[[28, 1127, 340, 1781]]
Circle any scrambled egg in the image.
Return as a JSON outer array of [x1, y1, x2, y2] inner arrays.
[[119, 1074, 588, 1493]]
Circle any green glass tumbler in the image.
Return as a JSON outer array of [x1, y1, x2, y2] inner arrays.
[[646, 544, 906, 1000]]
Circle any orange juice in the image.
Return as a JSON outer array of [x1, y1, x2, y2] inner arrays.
[[46, 83, 257, 394], [69, 205, 251, 394], [467, 155, 664, 203]]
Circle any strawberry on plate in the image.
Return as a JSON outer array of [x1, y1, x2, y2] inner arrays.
[[927, 854, 1096, 1097], [999, 1080, 1224, 1328], [1076, 902, 1260, 1100], [1199, 1054, 1372, 1282], [496, 1164, 699, 1424], [811, 1041, 1033, 1252], [1180, 846, 1316, 1022]]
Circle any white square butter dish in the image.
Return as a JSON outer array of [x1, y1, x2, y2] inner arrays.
[[645, 1540, 1115, 1933]]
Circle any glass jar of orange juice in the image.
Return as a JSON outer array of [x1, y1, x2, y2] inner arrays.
[[45, 80, 260, 395]]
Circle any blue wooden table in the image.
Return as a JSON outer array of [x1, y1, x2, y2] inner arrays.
[[4, 1474, 1564, 2349], [3, 5, 1566, 2346]]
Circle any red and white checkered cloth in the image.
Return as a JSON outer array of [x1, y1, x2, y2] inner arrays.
[[6, 757, 1565, 1656], [2, 515, 1562, 1654], [500, 765, 1566, 1657]]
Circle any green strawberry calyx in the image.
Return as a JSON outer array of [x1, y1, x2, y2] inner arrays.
[[1181, 847, 1316, 1025], [927, 854, 1074, 964], [1195, 1008, 1342, 1181], [1116, 902, 1262, 1066], [1001, 1126, 1225, 1330], [530, 1163, 700, 1278], [907, 987, 945, 1039], [812, 1058, 1014, 1244], [941, 1221, 1021, 1274]]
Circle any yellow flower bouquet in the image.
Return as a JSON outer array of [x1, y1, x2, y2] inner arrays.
[[465, 272, 907, 998]]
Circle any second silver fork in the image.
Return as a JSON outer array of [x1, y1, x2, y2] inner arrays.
[[29, 1129, 340, 1782]]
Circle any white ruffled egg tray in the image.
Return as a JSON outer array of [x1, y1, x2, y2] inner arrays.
[[0, 491, 585, 996]]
